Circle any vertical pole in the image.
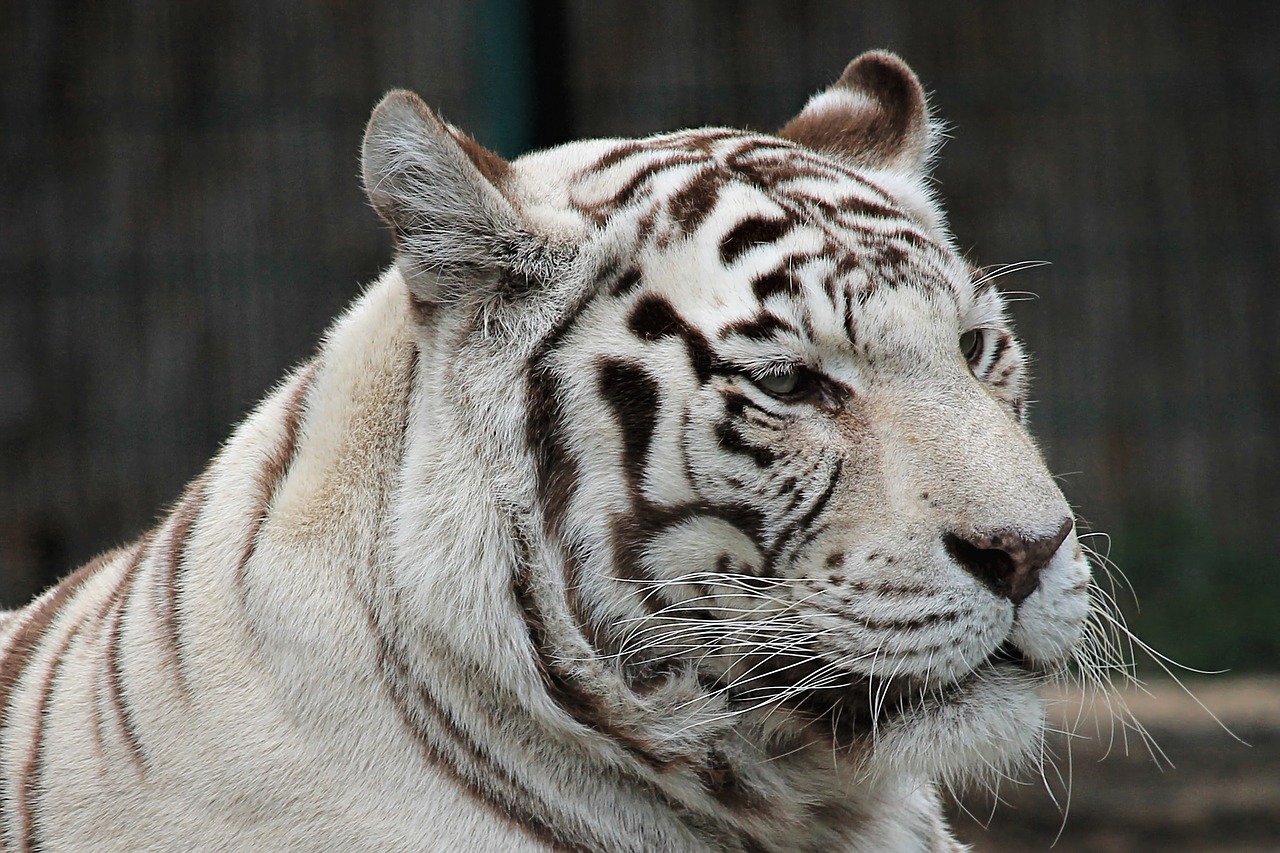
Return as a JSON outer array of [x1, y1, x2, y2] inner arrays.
[[472, 0, 572, 158], [473, 0, 533, 158]]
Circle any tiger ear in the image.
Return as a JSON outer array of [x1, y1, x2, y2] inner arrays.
[[778, 51, 935, 177], [361, 90, 541, 305]]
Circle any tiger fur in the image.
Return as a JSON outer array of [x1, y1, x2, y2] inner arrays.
[[0, 52, 1093, 852]]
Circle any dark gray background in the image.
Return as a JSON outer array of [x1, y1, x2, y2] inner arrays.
[[2, 2, 1277, 674]]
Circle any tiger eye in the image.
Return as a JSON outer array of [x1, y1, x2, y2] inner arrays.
[[959, 329, 984, 364], [756, 369, 802, 396]]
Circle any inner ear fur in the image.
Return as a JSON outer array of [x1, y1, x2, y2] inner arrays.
[[361, 90, 541, 305], [778, 51, 935, 176]]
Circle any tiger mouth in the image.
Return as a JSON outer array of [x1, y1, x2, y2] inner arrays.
[[984, 639, 1032, 671], [763, 641, 1043, 744]]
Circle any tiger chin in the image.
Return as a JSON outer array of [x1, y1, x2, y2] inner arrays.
[[0, 52, 1095, 852]]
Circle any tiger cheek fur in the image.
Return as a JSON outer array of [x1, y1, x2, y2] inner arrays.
[[0, 51, 1093, 853]]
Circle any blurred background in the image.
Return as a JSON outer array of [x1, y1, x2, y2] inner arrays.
[[1, 2, 1276, 849]]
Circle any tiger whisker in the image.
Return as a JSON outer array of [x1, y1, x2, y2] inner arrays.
[[970, 259, 1050, 289]]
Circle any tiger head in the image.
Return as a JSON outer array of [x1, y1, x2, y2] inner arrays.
[[362, 52, 1091, 795]]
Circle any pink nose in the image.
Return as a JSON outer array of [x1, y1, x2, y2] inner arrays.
[[944, 518, 1073, 605]]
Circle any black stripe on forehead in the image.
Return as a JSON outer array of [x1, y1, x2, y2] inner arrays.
[[719, 312, 797, 342], [582, 132, 727, 180], [752, 264, 803, 301], [612, 266, 643, 297], [887, 228, 933, 250], [725, 141, 850, 188], [627, 295, 717, 383], [719, 216, 793, 265], [608, 155, 705, 211], [838, 197, 907, 221], [724, 155, 804, 191], [586, 140, 652, 173], [667, 167, 726, 235], [591, 256, 646, 299]]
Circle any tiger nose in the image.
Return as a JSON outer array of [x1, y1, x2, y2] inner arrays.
[[944, 518, 1073, 605]]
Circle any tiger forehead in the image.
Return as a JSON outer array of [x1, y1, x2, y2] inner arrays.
[[568, 130, 960, 299], [570, 129, 901, 219]]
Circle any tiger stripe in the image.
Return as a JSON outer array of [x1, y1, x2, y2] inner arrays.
[[232, 361, 317, 595], [102, 539, 149, 772], [19, 616, 83, 852], [377, 629, 594, 853], [0, 550, 115, 848], [153, 475, 206, 698]]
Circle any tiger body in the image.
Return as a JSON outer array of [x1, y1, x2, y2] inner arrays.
[[0, 53, 1092, 852]]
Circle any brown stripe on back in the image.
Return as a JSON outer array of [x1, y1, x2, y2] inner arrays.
[[88, 565, 136, 761], [415, 683, 594, 853], [20, 617, 85, 851], [155, 474, 207, 699], [104, 539, 151, 772], [234, 361, 318, 591], [0, 548, 117, 845], [257, 362, 318, 501], [0, 550, 118, 705]]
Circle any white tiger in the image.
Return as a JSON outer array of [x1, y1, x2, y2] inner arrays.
[[0, 52, 1098, 851]]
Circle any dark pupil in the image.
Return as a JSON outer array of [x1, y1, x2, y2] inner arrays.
[[960, 330, 982, 363]]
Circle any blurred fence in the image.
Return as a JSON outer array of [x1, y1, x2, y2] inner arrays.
[[2, 2, 1277, 669]]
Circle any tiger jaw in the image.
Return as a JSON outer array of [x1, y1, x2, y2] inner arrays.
[[761, 640, 1043, 742], [625, 536, 1090, 746]]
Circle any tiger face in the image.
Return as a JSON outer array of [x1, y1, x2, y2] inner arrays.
[[364, 51, 1091, 796], [538, 154, 1088, 785]]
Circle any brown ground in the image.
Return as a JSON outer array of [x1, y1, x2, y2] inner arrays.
[[950, 677, 1280, 853]]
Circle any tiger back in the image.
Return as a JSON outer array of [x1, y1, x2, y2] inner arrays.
[[0, 52, 1094, 852]]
